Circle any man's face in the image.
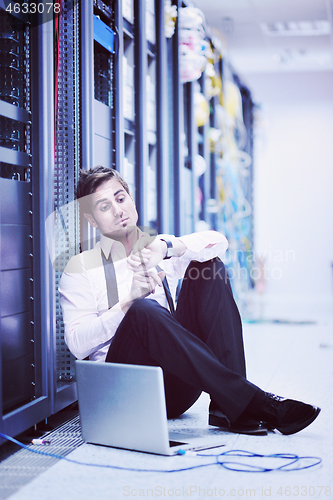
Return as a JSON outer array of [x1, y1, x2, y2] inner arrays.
[[84, 178, 138, 241]]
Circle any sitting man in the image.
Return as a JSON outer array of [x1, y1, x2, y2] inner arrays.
[[59, 165, 320, 436]]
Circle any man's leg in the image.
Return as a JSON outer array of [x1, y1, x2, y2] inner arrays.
[[106, 302, 201, 418], [174, 258, 246, 414], [173, 258, 321, 435], [106, 298, 259, 421], [106, 298, 320, 435]]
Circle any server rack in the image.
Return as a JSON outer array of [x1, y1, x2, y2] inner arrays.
[[0, 8, 54, 439], [166, 1, 181, 236], [53, 0, 81, 412], [239, 82, 254, 247], [0, 10, 34, 416], [208, 55, 224, 232]]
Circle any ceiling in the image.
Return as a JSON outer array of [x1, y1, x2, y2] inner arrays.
[[192, 0, 333, 75]]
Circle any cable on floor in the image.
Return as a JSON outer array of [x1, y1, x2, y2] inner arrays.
[[0, 432, 322, 473]]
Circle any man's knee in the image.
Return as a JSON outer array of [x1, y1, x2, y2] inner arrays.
[[184, 258, 228, 283], [117, 299, 162, 338], [127, 298, 162, 317]]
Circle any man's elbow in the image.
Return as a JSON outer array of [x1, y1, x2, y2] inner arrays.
[[64, 330, 85, 360], [221, 233, 228, 250], [205, 232, 228, 250]]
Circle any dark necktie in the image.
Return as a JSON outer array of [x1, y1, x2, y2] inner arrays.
[[156, 265, 175, 314], [101, 250, 119, 309]]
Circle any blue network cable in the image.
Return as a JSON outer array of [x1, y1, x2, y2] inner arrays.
[[0, 432, 321, 473]]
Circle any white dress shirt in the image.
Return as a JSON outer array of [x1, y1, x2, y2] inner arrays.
[[59, 230, 228, 362]]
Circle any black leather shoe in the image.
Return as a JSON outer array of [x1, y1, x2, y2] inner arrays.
[[209, 410, 268, 435], [261, 393, 321, 435]]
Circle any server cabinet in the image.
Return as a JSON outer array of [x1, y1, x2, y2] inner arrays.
[[0, 8, 53, 439], [115, 0, 178, 234], [53, 0, 81, 412]]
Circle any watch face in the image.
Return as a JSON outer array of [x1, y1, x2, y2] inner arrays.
[[167, 243, 173, 258]]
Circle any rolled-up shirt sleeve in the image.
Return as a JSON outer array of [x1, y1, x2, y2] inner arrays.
[[163, 230, 228, 279], [59, 257, 125, 360]]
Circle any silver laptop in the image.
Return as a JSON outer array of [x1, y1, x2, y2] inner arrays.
[[75, 360, 226, 456]]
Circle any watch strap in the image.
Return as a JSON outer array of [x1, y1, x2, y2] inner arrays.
[[160, 238, 173, 259]]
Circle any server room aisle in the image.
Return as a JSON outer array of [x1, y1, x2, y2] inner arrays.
[[0, 297, 331, 500]]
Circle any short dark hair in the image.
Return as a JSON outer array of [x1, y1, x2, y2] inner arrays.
[[76, 166, 130, 213]]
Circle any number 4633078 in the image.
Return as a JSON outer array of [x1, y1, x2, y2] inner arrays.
[[276, 486, 331, 496], [6, 2, 61, 15]]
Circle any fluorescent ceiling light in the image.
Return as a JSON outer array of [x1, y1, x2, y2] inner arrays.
[[261, 20, 331, 36], [272, 48, 331, 67]]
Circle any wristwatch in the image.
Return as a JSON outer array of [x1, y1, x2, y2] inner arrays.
[[160, 238, 174, 259]]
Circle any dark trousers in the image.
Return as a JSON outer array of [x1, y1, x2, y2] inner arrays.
[[106, 258, 260, 422]]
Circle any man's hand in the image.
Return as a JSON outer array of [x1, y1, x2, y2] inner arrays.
[[128, 238, 166, 272], [120, 234, 185, 314], [120, 259, 165, 314], [128, 235, 186, 272], [131, 267, 165, 299]]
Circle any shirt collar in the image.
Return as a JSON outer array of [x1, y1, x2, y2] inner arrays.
[[100, 234, 114, 260], [100, 227, 145, 260]]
